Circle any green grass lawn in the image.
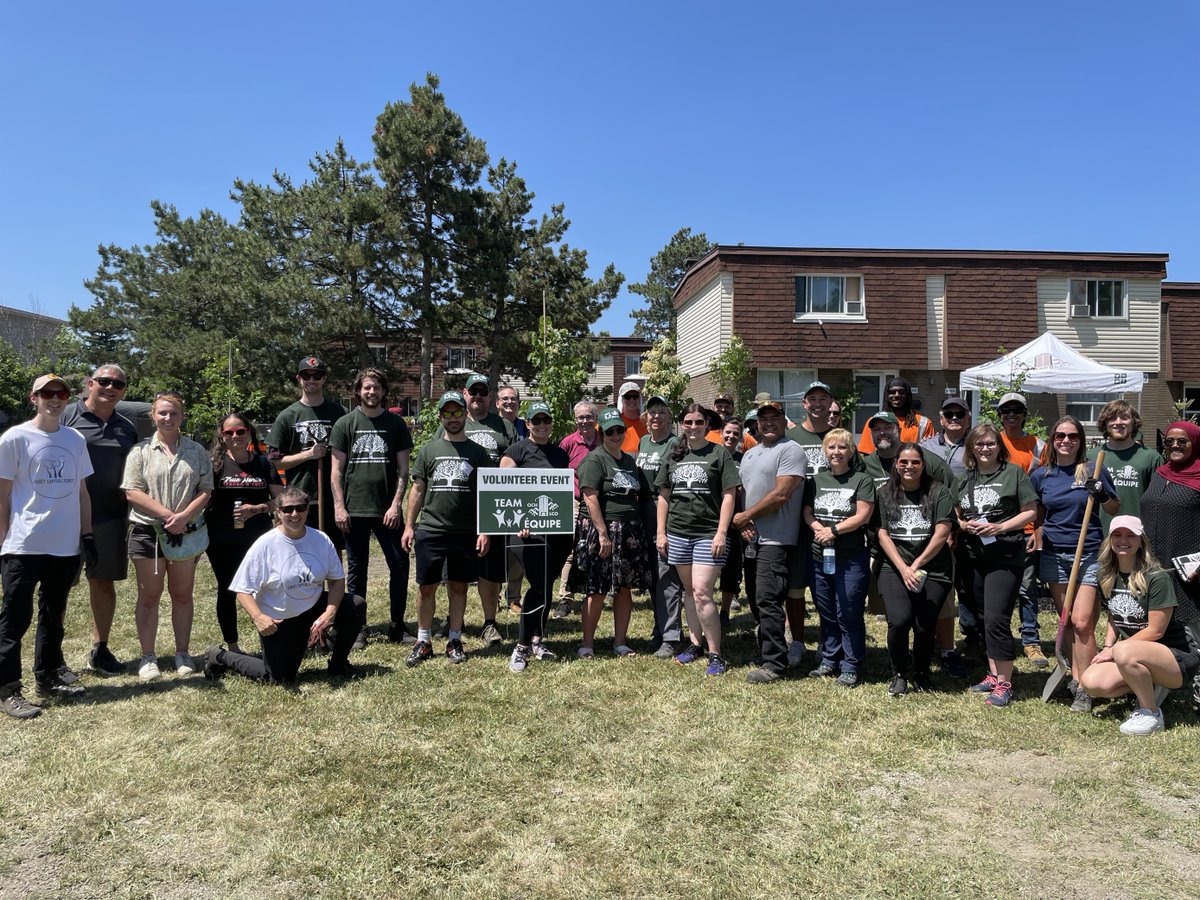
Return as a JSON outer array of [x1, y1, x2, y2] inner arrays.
[[3, 553, 1200, 899]]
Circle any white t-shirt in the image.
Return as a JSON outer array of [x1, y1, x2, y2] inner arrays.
[[230, 526, 344, 619], [0, 420, 94, 556]]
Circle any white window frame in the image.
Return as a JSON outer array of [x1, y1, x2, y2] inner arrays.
[[446, 346, 478, 374], [852, 371, 890, 435], [756, 368, 817, 425], [623, 355, 643, 377], [794, 274, 867, 322], [1068, 278, 1127, 321], [1065, 392, 1124, 429], [1181, 384, 1200, 419]]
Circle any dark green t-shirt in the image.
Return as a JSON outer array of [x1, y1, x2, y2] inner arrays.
[[330, 409, 414, 517], [577, 447, 648, 523], [436, 413, 517, 466], [411, 436, 494, 534], [267, 399, 347, 497], [807, 469, 875, 558], [656, 442, 742, 538], [952, 463, 1037, 564], [1102, 568, 1192, 653], [635, 433, 677, 486], [1089, 442, 1164, 528], [785, 422, 832, 477], [878, 485, 955, 583]]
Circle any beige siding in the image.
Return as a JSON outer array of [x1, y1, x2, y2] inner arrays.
[[1037, 277, 1161, 372], [678, 273, 732, 377], [925, 276, 945, 369], [589, 354, 614, 396]]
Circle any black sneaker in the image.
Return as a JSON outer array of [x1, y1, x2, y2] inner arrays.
[[746, 667, 781, 685], [33, 672, 85, 701], [405, 640, 433, 668], [446, 638, 468, 664], [836, 672, 862, 688], [351, 627, 369, 651], [202, 645, 227, 680], [88, 644, 125, 676], [939, 650, 970, 678], [888, 675, 908, 697], [56, 665, 82, 686], [551, 600, 573, 620], [0, 682, 41, 719], [809, 663, 837, 678], [327, 658, 361, 679], [912, 673, 935, 693]]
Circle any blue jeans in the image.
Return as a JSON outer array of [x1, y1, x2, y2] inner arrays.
[[345, 517, 410, 627], [1018, 548, 1041, 645], [809, 549, 870, 674]]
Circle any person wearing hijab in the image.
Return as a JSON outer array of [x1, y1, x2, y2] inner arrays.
[[858, 377, 935, 454]]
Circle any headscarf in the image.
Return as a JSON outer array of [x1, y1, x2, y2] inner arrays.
[[885, 376, 917, 429], [1156, 420, 1200, 492]]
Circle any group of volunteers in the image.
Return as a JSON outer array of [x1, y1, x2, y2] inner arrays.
[[1, 360, 1197, 737]]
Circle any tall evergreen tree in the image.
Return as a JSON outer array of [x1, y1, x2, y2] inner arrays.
[[629, 227, 714, 341]]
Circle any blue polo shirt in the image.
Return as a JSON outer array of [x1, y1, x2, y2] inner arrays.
[[1029, 463, 1116, 552]]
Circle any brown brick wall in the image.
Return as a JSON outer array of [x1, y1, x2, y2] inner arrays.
[[1164, 283, 1200, 381]]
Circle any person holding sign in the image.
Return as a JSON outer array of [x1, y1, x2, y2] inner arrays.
[[401, 392, 493, 666], [1077, 516, 1200, 735], [571, 408, 653, 659], [499, 402, 571, 673]]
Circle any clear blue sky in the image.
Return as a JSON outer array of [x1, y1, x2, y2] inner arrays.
[[2, 1, 1197, 337]]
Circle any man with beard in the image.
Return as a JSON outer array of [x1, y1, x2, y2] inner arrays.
[[436, 374, 516, 646], [402, 392, 493, 666], [1089, 399, 1162, 527], [858, 377, 935, 454], [61, 364, 138, 676], [330, 368, 413, 647], [735, 399, 806, 683], [267, 356, 347, 552], [496, 384, 526, 610]]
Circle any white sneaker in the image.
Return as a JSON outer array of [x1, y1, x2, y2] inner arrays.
[[787, 641, 807, 668], [508, 645, 528, 674], [175, 652, 197, 676], [137, 655, 160, 681], [1120, 707, 1165, 735]]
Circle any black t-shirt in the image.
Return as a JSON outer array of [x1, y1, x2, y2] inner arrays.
[[503, 439, 570, 471], [206, 454, 283, 546], [61, 400, 139, 523]]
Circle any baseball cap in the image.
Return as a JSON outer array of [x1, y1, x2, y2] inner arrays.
[[297, 355, 326, 374], [619, 381, 642, 398], [32, 374, 69, 393], [437, 390, 466, 411], [941, 396, 969, 412], [869, 411, 901, 427], [1108, 515, 1144, 536], [744, 409, 759, 422], [526, 401, 552, 419], [599, 408, 624, 430], [465, 374, 490, 391], [644, 394, 670, 410], [997, 392, 1027, 410], [714, 391, 733, 402], [804, 381, 833, 398], [755, 395, 785, 414]]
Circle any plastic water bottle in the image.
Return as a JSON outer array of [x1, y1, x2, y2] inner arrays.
[[744, 538, 757, 560], [822, 546, 836, 575], [233, 499, 244, 530]]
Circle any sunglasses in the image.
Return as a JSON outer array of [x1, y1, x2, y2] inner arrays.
[[1164, 437, 1192, 448], [222, 427, 249, 437], [299, 371, 325, 381], [973, 441, 998, 449], [468, 387, 490, 396], [93, 376, 127, 389], [278, 504, 307, 515], [440, 408, 465, 418], [530, 416, 552, 426], [37, 388, 70, 400], [998, 407, 1024, 416], [1052, 432, 1080, 442], [942, 410, 967, 420], [604, 426, 627, 436], [682, 419, 707, 427]]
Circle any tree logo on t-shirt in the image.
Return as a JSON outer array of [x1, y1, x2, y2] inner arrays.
[[297, 420, 330, 447], [611, 469, 640, 494], [469, 431, 498, 452], [970, 485, 1001, 516], [431, 458, 472, 489], [803, 446, 828, 473], [351, 432, 389, 460], [1108, 589, 1145, 632], [890, 505, 931, 540], [30, 445, 78, 499], [672, 464, 708, 490], [814, 488, 854, 519]]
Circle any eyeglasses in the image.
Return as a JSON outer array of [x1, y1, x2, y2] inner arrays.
[[942, 410, 966, 420], [93, 376, 127, 389], [440, 408, 465, 418], [299, 372, 324, 381], [998, 407, 1024, 416], [37, 388, 70, 400], [468, 387, 490, 396], [973, 441, 998, 449], [1052, 432, 1080, 442], [278, 504, 307, 515], [575, 415, 596, 422], [604, 426, 627, 436], [1164, 437, 1192, 448], [222, 427, 249, 437], [530, 416, 552, 426]]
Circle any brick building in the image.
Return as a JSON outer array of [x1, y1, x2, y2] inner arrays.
[[673, 245, 1193, 438]]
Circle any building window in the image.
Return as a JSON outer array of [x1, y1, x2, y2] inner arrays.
[[1180, 385, 1200, 419], [446, 347, 477, 373], [1066, 392, 1123, 427], [623, 355, 643, 377], [757, 368, 816, 424], [794, 275, 865, 321], [852, 372, 892, 435], [1069, 279, 1126, 319], [368, 345, 388, 367]]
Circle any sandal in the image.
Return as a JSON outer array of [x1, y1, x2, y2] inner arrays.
[[577, 646, 594, 659], [614, 645, 638, 658]]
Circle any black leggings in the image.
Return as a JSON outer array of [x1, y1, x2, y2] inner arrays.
[[878, 569, 949, 677], [206, 537, 257, 646], [973, 560, 1023, 662], [518, 534, 572, 645]]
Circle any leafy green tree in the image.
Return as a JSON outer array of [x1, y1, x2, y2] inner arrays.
[[0, 338, 34, 426], [528, 317, 593, 441], [641, 335, 690, 411], [976, 347, 1046, 437], [708, 335, 755, 414], [186, 341, 268, 440], [629, 227, 714, 341], [373, 73, 488, 401]]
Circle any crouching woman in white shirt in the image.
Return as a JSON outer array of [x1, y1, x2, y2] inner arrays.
[[202, 486, 366, 684]]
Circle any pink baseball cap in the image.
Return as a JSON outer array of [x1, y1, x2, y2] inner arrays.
[[1108, 515, 1144, 536]]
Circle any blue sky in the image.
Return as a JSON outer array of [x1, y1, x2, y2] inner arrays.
[[2, 1, 1197, 336]]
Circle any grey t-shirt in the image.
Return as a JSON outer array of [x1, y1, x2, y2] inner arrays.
[[739, 437, 807, 546]]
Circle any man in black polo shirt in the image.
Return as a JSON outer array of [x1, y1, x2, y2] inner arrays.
[[61, 364, 138, 675]]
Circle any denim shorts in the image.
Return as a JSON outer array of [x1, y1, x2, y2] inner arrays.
[[1039, 546, 1099, 586], [667, 533, 728, 567]]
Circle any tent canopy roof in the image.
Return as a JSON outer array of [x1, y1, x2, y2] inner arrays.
[[959, 333, 1145, 394]]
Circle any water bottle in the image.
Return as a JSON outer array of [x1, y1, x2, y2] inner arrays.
[[822, 546, 836, 575], [233, 499, 245, 530], [744, 538, 757, 560]]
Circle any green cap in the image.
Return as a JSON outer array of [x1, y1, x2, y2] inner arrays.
[[869, 411, 900, 427], [464, 374, 490, 391], [526, 401, 552, 420], [437, 390, 466, 411], [804, 381, 833, 398], [599, 408, 624, 431]]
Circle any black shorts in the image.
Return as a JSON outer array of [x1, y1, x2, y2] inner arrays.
[[1171, 647, 1200, 685], [476, 529, 507, 583], [76, 518, 130, 582], [127, 523, 160, 560], [414, 529, 479, 585]]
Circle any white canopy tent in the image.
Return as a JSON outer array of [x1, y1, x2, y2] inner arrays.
[[959, 332, 1145, 419]]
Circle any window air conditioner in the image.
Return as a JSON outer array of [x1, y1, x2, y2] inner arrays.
[[1068, 304, 1091, 319]]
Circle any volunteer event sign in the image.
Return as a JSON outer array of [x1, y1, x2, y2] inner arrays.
[[477, 470, 574, 535]]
